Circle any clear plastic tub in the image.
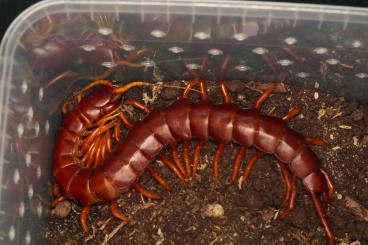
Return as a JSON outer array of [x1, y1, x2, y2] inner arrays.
[[0, 0, 367, 244]]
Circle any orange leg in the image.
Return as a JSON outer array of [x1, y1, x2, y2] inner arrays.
[[321, 169, 334, 203], [310, 192, 335, 245], [159, 154, 185, 183], [213, 143, 225, 181], [170, 145, 187, 177], [118, 111, 134, 129], [230, 146, 247, 184], [220, 55, 231, 103], [80, 206, 91, 233], [278, 161, 292, 207], [51, 196, 66, 207], [114, 120, 122, 142], [132, 182, 161, 200], [147, 166, 172, 191], [106, 130, 112, 153], [192, 140, 205, 178], [306, 137, 328, 146], [282, 107, 302, 122], [124, 99, 151, 113], [276, 174, 297, 219], [254, 84, 276, 110], [183, 140, 192, 177], [241, 151, 264, 186], [109, 199, 129, 222]]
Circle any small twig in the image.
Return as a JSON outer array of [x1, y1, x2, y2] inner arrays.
[[102, 221, 128, 245], [344, 196, 368, 222]]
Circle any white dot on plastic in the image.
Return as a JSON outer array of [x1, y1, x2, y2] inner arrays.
[[8, 226, 15, 242], [27, 107, 34, 122], [352, 40, 362, 48], [186, 63, 200, 70], [13, 169, 20, 184], [98, 27, 113, 36], [45, 120, 50, 134], [34, 121, 40, 136], [101, 61, 117, 68], [313, 47, 328, 54], [21, 81, 28, 94], [277, 59, 294, 66], [17, 123, 24, 138], [252, 47, 268, 55], [37, 166, 41, 179], [26, 152, 32, 167], [37, 203, 43, 218], [168, 46, 184, 54], [326, 58, 339, 65], [25, 231, 31, 245], [296, 72, 310, 78], [150, 30, 166, 38], [208, 48, 223, 56], [28, 185, 34, 200], [233, 33, 247, 41], [38, 87, 44, 101], [355, 73, 368, 79], [141, 60, 155, 67], [80, 45, 96, 52], [19, 202, 25, 218], [235, 65, 251, 72], [194, 32, 211, 40], [284, 37, 297, 45], [121, 44, 136, 51]]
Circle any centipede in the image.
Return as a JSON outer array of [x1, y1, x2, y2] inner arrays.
[[52, 56, 335, 245]]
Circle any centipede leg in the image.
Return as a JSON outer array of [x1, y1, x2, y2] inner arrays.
[[321, 169, 334, 203], [213, 143, 225, 181], [230, 146, 247, 184], [51, 196, 66, 207], [183, 140, 192, 177], [132, 182, 161, 200], [310, 192, 335, 245], [124, 99, 151, 113], [306, 137, 328, 146], [241, 151, 264, 186], [118, 111, 133, 129], [159, 154, 185, 182], [109, 200, 129, 222], [276, 174, 297, 219], [282, 107, 302, 122], [80, 206, 91, 233], [254, 84, 276, 110], [147, 165, 172, 191], [192, 140, 205, 178], [220, 55, 232, 103], [170, 145, 187, 177], [278, 161, 292, 207]]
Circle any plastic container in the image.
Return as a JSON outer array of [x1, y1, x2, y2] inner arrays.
[[0, 0, 367, 244]]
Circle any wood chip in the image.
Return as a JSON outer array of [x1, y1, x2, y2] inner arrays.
[[318, 109, 326, 119], [314, 92, 319, 100], [353, 136, 359, 147], [332, 146, 341, 151], [339, 125, 352, 129]]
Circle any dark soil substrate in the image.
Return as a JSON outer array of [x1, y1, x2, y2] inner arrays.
[[43, 81, 368, 245]]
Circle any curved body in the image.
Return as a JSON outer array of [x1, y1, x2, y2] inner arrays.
[[53, 96, 328, 206]]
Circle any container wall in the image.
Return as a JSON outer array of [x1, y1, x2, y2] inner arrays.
[[0, 0, 367, 244]]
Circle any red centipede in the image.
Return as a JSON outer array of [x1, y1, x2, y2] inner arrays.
[[52, 57, 335, 245]]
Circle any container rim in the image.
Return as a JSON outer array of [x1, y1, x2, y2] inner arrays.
[[0, 0, 368, 199]]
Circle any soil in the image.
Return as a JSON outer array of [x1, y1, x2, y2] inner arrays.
[[43, 80, 368, 245]]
